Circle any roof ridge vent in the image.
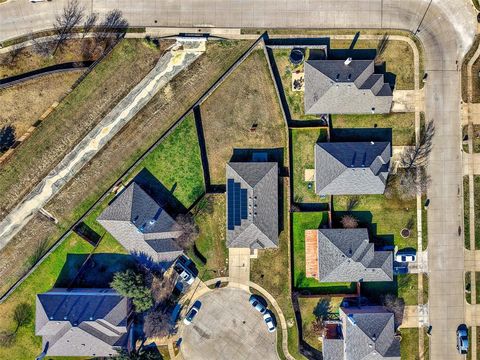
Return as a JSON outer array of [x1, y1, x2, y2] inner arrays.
[[344, 57, 353, 66], [336, 73, 340, 81]]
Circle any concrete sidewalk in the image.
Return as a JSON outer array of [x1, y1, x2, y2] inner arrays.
[[228, 248, 251, 289]]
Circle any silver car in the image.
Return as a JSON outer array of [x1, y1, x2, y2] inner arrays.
[[249, 294, 267, 314], [263, 312, 276, 333]]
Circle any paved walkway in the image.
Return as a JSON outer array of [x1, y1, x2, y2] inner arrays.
[[462, 152, 480, 175], [392, 89, 424, 113], [400, 305, 429, 329], [0, 38, 205, 247]]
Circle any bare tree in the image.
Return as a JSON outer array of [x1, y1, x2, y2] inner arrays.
[[400, 120, 435, 170], [82, 13, 98, 38], [144, 306, 175, 339], [53, 0, 84, 55], [395, 168, 429, 201], [0, 44, 22, 66], [95, 9, 129, 51], [151, 273, 176, 305], [13, 303, 33, 333], [346, 196, 360, 211], [341, 214, 359, 229], [382, 294, 405, 329], [176, 214, 199, 250]]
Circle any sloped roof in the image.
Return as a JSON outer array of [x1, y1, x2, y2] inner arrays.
[[323, 307, 400, 360], [226, 162, 278, 248], [315, 142, 391, 195], [317, 228, 393, 282], [304, 60, 392, 114], [98, 182, 183, 263], [35, 288, 129, 357]]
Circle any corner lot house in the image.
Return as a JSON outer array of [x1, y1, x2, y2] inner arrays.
[[226, 161, 278, 249], [98, 182, 183, 265], [323, 305, 400, 360], [35, 288, 131, 357], [315, 142, 391, 195], [305, 228, 393, 282], [304, 59, 393, 114]]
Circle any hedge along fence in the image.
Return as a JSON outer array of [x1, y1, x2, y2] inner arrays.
[[0, 33, 266, 303]]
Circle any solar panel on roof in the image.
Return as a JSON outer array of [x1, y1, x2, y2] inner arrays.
[[227, 179, 235, 230], [241, 189, 248, 219], [234, 182, 241, 226]]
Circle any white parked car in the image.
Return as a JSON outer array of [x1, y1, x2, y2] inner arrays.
[[395, 251, 416, 263], [263, 312, 276, 333]]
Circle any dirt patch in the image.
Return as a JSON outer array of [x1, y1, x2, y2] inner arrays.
[[0, 40, 253, 294], [0, 38, 102, 78], [0, 39, 167, 219], [200, 48, 287, 184], [0, 72, 81, 138]]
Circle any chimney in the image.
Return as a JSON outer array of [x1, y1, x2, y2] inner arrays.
[[344, 57, 353, 66]]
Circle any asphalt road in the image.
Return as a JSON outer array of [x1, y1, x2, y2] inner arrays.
[[0, 1, 477, 359], [180, 288, 277, 360]]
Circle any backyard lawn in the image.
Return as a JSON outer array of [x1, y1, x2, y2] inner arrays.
[[0, 235, 93, 360], [330, 112, 416, 146], [291, 128, 329, 204], [292, 211, 356, 294], [201, 49, 287, 184], [333, 194, 418, 250], [361, 274, 418, 305], [272, 48, 320, 121], [188, 194, 228, 281]]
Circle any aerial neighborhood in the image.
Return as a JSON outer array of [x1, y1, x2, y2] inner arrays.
[[0, 1, 476, 360]]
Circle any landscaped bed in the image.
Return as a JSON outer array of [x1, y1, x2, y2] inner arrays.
[[292, 211, 356, 294], [200, 48, 287, 185], [330, 112, 416, 146], [291, 128, 329, 204], [463, 175, 480, 250]]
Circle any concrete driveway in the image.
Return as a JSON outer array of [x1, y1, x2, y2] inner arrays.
[[180, 287, 277, 360]]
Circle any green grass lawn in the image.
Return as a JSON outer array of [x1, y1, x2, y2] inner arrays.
[[465, 176, 471, 249], [399, 328, 420, 360], [422, 274, 428, 305], [292, 211, 356, 294], [360, 274, 417, 305], [0, 235, 93, 360], [187, 194, 228, 281], [291, 128, 328, 204], [330, 113, 416, 146], [464, 175, 480, 250], [333, 194, 418, 250], [272, 49, 320, 121]]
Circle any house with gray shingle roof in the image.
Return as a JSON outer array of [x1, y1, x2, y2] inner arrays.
[[315, 142, 391, 195], [98, 182, 183, 265], [312, 228, 393, 282], [35, 288, 131, 357], [304, 59, 392, 114], [226, 162, 278, 249], [323, 306, 400, 360]]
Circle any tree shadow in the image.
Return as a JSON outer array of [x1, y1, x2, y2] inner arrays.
[[132, 168, 187, 216], [0, 125, 16, 153], [55, 253, 135, 288], [313, 298, 331, 319]]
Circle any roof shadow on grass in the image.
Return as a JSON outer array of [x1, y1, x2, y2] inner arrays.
[[329, 127, 393, 144], [132, 168, 187, 217], [55, 253, 135, 289], [230, 148, 286, 234]]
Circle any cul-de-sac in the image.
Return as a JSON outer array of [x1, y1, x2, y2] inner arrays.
[[0, 1, 479, 360]]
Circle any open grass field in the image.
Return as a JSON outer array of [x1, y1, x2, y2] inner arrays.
[[200, 48, 287, 184], [0, 72, 81, 139], [0, 235, 93, 360], [292, 211, 357, 294], [291, 128, 328, 204], [330, 112, 416, 146], [272, 48, 320, 121], [0, 38, 101, 78], [0, 40, 254, 293], [0, 39, 164, 220], [333, 194, 418, 250], [399, 328, 420, 360]]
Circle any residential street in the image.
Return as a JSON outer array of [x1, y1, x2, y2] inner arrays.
[[0, 0, 478, 359]]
